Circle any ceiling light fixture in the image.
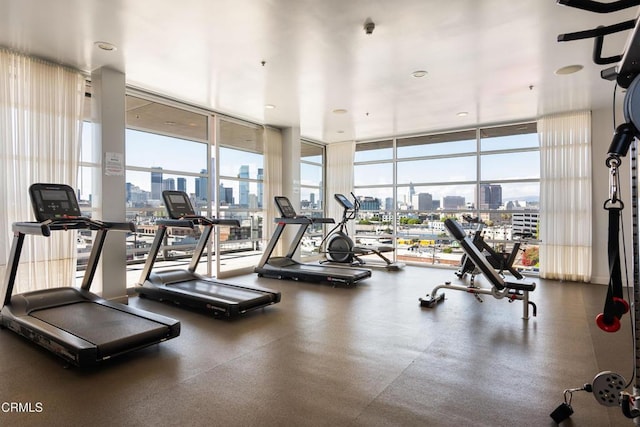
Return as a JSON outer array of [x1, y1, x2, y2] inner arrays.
[[457, 111, 469, 117], [555, 64, 583, 75], [265, 104, 276, 109], [412, 70, 428, 78], [94, 41, 117, 51], [332, 108, 348, 114]]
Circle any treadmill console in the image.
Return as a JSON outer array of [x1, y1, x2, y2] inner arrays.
[[163, 191, 196, 218], [29, 183, 82, 221], [274, 196, 297, 218], [334, 194, 354, 210]]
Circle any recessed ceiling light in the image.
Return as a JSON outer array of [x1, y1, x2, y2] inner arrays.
[[94, 41, 117, 51], [412, 70, 428, 78], [332, 109, 348, 114], [457, 111, 469, 117], [555, 64, 583, 75], [265, 104, 276, 109]]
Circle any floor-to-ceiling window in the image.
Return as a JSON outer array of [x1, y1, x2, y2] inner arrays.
[[78, 90, 270, 282], [299, 140, 325, 257], [478, 123, 540, 272], [124, 94, 211, 278], [77, 95, 98, 271], [353, 139, 395, 252], [216, 118, 265, 276], [353, 123, 540, 273]]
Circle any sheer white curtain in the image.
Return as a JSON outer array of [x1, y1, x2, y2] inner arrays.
[[0, 49, 85, 294], [326, 141, 355, 234], [263, 126, 284, 256], [538, 110, 592, 282]]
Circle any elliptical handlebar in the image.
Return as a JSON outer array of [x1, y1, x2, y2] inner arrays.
[[350, 192, 361, 212], [334, 193, 360, 224]]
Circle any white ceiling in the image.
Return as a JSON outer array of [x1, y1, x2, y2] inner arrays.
[[0, 0, 637, 142]]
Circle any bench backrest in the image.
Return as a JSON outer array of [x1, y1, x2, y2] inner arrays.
[[444, 218, 506, 290]]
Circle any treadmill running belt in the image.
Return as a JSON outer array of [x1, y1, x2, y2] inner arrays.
[[170, 280, 272, 304], [31, 302, 169, 356]]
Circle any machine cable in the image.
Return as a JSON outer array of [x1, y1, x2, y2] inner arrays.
[[598, 146, 631, 332]]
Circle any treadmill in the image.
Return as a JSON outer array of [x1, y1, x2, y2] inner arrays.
[[254, 196, 372, 286], [135, 190, 281, 317], [0, 183, 180, 368]]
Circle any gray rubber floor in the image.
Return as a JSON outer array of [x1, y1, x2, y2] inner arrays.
[[0, 266, 632, 426]]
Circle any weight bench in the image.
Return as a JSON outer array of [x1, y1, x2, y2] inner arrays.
[[420, 218, 537, 319]]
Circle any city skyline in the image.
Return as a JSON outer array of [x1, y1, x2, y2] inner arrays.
[[80, 124, 540, 211], [125, 164, 265, 208]]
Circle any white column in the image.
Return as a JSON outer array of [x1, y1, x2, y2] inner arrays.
[[280, 127, 301, 259], [281, 127, 301, 204], [91, 67, 128, 302]]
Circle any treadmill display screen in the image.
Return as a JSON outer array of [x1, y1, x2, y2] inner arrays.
[[275, 196, 297, 218], [29, 183, 82, 221], [163, 191, 196, 218]]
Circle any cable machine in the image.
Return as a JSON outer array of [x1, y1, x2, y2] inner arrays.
[[552, 0, 640, 422]]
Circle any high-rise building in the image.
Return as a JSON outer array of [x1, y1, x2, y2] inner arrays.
[[177, 177, 187, 193], [385, 197, 394, 211], [219, 184, 234, 205], [125, 182, 133, 203], [126, 183, 150, 206], [151, 168, 163, 200], [443, 196, 465, 209], [195, 169, 207, 201], [163, 178, 175, 191], [257, 167, 263, 208], [479, 184, 502, 209], [360, 196, 381, 211], [417, 193, 433, 211], [238, 165, 249, 207]]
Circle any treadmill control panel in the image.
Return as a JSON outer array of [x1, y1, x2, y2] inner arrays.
[[29, 183, 82, 221], [274, 196, 297, 218], [163, 190, 196, 218]]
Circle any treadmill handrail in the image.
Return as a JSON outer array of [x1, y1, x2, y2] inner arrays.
[[274, 216, 334, 225], [4, 217, 135, 305], [182, 216, 240, 227], [11, 222, 52, 236], [159, 216, 240, 228], [12, 218, 135, 235], [311, 218, 335, 224], [156, 218, 196, 229], [274, 216, 312, 224]]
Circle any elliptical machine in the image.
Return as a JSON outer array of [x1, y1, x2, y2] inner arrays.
[[320, 193, 403, 271]]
